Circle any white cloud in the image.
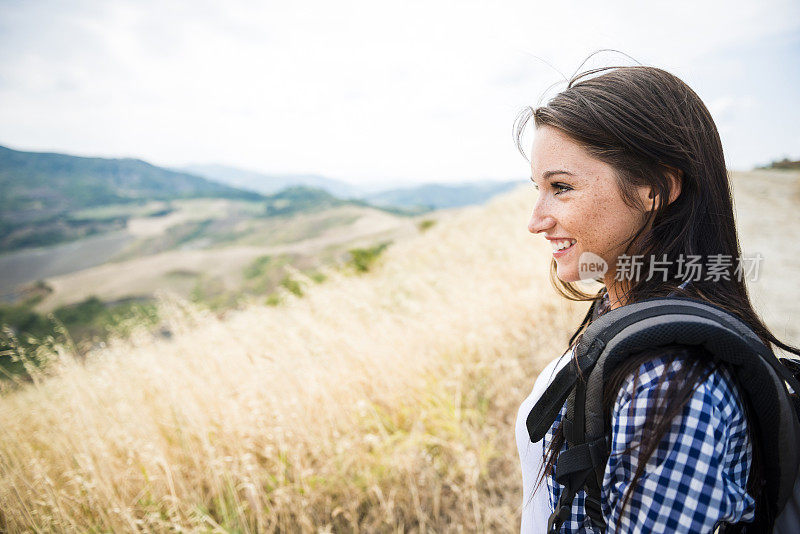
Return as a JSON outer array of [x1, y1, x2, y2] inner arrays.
[[709, 95, 758, 120], [0, 0, 798, 183]]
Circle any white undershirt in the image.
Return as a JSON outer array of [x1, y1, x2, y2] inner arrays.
[[515, 346, 575, 534]]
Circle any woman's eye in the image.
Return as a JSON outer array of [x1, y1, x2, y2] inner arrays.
[[529, 179, 571, 195], [553, 183, 572, 195]]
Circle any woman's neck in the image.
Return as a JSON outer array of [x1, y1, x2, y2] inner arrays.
[[604, 280, 629, 311], [604, 279, 693, 311]]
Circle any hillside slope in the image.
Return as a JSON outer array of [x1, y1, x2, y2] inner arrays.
[[31, 204, 420, 311], [0, 170, 797, 532]]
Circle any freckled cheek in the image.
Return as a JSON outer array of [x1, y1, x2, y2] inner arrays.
[[569, 201, 603, 238], [572, 202, 617, 255]]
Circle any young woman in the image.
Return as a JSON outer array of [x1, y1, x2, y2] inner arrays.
[[512, 65, 800, 533]]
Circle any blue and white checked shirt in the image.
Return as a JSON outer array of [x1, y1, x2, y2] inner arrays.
[[544, 354, 757, 533], [543, 286, 756, 532]]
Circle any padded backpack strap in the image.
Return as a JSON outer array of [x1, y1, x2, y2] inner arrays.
[[580, 297, 800, 521], [526, 336, 607, 442], [549, 376, 607, 531], [529, 295, 800, 530], [526, 362, 578, 443]]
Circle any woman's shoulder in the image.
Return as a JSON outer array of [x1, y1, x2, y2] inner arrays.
[[602, 350, 756, 531], [613, 348, 747, 428]]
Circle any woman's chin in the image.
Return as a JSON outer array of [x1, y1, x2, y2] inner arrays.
[[555, 266, 581, 283]]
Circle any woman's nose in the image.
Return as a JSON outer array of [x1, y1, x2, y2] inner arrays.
[[528, 198, 554, 234]]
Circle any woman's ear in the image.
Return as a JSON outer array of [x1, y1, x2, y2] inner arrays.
[[641, 165, 684, 211], [662, 164, 683, 205]]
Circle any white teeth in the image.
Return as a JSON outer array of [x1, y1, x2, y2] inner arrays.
[[552, 239, 576, 251]]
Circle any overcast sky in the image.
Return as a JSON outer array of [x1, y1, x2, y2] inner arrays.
[[0, 0, 798, 186]]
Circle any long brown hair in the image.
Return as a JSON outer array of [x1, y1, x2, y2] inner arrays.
[[514, 59, 800, 524]]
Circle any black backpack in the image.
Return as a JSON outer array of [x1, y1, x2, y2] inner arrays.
[[526, 296, 800, 533]]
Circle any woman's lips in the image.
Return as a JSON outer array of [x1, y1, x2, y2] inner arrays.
[[553, 241, 576, 257]]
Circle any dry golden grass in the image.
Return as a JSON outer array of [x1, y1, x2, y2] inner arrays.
[[0, 184, 585, 532], [3, 169, 796, 533]]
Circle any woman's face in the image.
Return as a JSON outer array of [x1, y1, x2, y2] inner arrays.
[[528, 125, 651, 288]]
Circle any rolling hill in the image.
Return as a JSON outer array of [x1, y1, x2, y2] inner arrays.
[[0, 145, 263, 251], [0, 145, 261, 214]]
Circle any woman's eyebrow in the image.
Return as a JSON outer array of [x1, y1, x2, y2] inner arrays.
[[530, 170, 577, 182], [541, 170, 576, 179]]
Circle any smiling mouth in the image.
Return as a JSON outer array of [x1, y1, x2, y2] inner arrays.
[[551, 239, 577, 254]]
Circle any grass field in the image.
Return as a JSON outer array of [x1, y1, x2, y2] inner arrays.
[[0, 170, 797, 532]]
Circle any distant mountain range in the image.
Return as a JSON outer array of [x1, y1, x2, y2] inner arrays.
[[362, 181, 519, 210], [0, 144, 521, 252], [183, 163, 519, 211], [180, 163, 364, 199], [0, 145, 263, 251], [0, 146, 260, 218]]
